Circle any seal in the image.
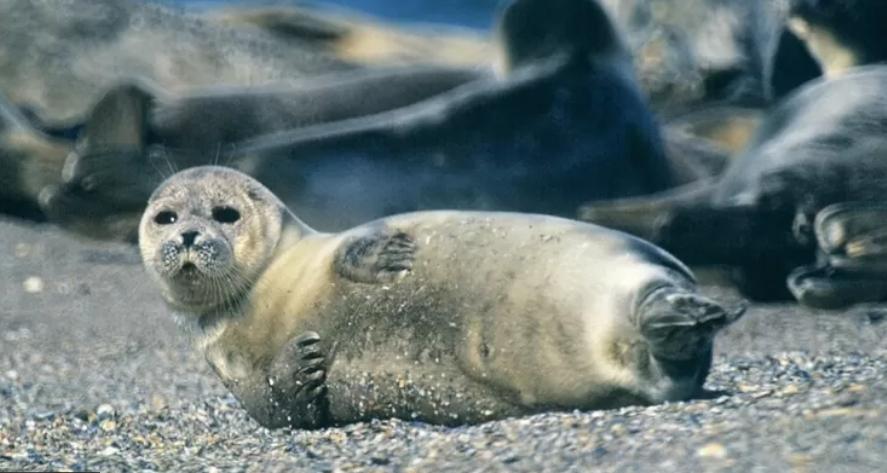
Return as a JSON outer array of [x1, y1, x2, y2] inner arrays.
[[207, 4, 493, 69], [50, 0, 685, 240], [580, 66, 887, 304], [139, 166, 744, 428], [600, 0, 821, 112], [42, 63, 485, 241]]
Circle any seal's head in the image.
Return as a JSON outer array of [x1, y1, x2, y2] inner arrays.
[[139, 166, 285, 314], [495, 0, 623, 72]]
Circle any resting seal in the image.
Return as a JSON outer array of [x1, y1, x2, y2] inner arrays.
[[581, 66, 887, 305], [139, 166, 743, 428], [51, 0, 692, 240]]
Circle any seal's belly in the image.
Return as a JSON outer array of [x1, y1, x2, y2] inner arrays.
[[323, 350, 523, 425], [316, 214, 675, 417]]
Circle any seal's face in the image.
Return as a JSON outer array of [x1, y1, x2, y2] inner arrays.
[[139, 166, 284, 314]]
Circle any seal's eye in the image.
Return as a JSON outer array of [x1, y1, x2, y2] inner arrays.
[[212, 206, 240, 224], [154, 210, 178, 225]]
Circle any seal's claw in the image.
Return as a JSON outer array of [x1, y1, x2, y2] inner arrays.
[[334, 229, 418, 283], [295, 331, 321, 347], [269, 330, 330, 428]]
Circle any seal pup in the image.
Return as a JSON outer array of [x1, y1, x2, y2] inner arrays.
[[581, 66, 887, 303], [139, 166, 744, 428], [50, 0, 680, 239]]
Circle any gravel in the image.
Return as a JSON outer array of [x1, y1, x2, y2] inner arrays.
[[1, 215, 886, 472]]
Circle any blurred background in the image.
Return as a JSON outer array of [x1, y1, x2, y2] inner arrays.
[[166, 0, 501, 28]]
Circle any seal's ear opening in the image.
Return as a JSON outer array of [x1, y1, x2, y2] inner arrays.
[[496, 0, 620, 71], [78, 82, 155, 153]]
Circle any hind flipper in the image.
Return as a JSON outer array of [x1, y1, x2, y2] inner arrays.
[[637, 286, 745, 361]]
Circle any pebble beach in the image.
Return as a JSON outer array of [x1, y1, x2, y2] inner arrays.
[[1, 215, 886, 472]]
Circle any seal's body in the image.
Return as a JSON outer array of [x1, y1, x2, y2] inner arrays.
[[139, 166, 743, 428]]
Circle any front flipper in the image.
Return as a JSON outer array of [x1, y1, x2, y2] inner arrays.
[[334, 229, 417, 284], [268, 331, 329, 429]]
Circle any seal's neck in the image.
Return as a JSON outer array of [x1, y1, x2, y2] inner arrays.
[[275, 208, 318, 254]]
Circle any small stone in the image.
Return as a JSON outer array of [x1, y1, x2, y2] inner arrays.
[[96, 404, 115, 419], [4, 370, 18, 381], [32, 411, 55, 421], [100, 419, 117, 431], [697, 442, 728, 459], [150, 394, 168, 412], [23, 276, 44, 293], [99, 446, 119, 456]]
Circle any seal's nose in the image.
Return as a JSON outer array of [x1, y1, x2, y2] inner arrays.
[[181, 230, 199, 248]]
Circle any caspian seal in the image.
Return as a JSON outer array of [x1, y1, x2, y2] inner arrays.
[[138, 166, 744, 428]]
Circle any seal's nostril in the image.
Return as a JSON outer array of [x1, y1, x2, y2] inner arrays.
[[182, 231, 199, 248]]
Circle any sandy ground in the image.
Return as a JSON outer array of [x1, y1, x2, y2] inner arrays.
[[1, 214, 886, 472]]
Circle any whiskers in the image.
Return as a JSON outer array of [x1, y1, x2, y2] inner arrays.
[[208, 142, 239, 168], [203, 267, 256, 316], [146, 145, 179, 181], [213, 143, 221, 166]]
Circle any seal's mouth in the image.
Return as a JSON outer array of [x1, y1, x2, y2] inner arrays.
[[172, 258, 204, 283]]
